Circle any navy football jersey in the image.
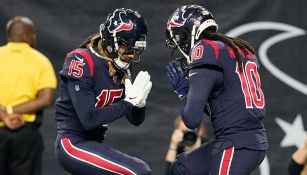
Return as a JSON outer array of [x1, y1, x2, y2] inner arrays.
[[55, 48, 145, 141], [184, 39, 267, 149]]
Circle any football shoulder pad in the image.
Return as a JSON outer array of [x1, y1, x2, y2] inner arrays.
[[60, 49, 94, 79], [189, 40, 224, 69]]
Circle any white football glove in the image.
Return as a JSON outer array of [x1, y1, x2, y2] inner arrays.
[[138, 80, 152, 108], [124, 71, 152, 108]]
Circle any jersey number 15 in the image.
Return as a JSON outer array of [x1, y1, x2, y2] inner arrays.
[[235, 62, 265, 109]]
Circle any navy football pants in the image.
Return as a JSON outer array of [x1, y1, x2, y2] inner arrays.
[[170, 140, 266, 175], [55, 136, 151, 175]]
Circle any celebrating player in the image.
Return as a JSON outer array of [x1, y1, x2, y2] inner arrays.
[[165, 5, 268, 175], [55, 8, 152, 175]]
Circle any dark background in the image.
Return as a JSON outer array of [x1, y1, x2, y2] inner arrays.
[[0, 0, 306, 175]]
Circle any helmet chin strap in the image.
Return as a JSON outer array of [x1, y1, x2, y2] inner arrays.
[[113, 58, 130, 69]]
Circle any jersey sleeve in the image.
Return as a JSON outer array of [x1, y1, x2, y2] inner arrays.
[[59, 49, 94, 84], [189, 40, 223, 69], [66, 78, 134, 130], [125, 106, 146, 126], [179, 67, 223, 129]]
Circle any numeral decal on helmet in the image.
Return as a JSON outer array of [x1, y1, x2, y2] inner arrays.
[[235, 62, 265, 109], [95, 89, 123, 108]]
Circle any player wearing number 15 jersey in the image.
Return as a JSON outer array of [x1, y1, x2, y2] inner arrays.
[[54, 8, 152, 175], [165, 5, 268, 175]]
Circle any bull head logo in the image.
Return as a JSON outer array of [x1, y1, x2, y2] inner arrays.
[[167, 6, 188, 28], [107, 9, 134, 33]]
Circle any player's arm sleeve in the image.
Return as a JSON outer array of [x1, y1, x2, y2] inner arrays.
[[179, 66, 223, 129], [66, 78, 133, 130], [125, 107, 146, 126]]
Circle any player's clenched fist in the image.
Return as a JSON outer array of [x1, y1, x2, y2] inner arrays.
[[124, 71, 152, 108]]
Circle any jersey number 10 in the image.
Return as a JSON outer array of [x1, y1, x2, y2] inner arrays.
[[235, 62, 265, 109]]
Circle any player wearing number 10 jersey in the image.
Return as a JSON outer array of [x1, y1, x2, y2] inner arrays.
[[165, 5, 268, 175]]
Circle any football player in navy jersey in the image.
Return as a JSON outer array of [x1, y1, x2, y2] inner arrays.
[[55, 8, 152, 175], [165, 5, 268, 175]]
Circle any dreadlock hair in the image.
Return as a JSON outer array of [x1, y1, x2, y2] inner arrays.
[[200, 30, 255, 71], [77, 33, 128, 83]]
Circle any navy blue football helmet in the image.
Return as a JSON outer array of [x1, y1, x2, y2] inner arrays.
[[166, 5, 218, 64], [100, 8, 147, 69]]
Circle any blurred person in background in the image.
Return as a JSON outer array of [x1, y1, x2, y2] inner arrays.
[[165, 116, 207, 175], [288, 136, 307, 175], [54, 8, 152, 175], [0, 16, 57, 175], [165, 5, 268, 175]]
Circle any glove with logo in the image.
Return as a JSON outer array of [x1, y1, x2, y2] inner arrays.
[[124, 71, 152, 108], [166, 62, 188, 98]]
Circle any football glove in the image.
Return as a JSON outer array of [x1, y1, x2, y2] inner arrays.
[[124, 71, 152, 108], [166, 62, 188, 98], [138, 80, 152, 108]]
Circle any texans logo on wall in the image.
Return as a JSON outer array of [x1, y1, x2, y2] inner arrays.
[[226, 21, 306, 175]]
